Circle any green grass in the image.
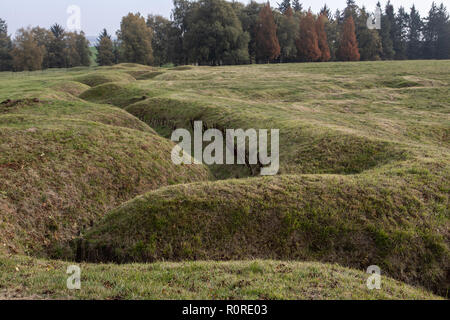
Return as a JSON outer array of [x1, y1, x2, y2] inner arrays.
[[0, 60, 448, 299], [0, 255, 440, 300]]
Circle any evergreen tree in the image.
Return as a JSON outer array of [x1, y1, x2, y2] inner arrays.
[[48, 24, 66, 68], [394, 7, 409, 60], [292, 0, 302, 13], [96, 29, 115, 66], [378, 2, 395, 59], [277, 6, 298, 62], [0, 18, 13, 71], [320, 4, 332, 20], [256, 3, 280, 63], [356, 7, 382, 60], [278, 0, 291, 14], [117, 13, 154, 65], [316, 14, 331, 62], [296, 11, 321, 62], [12, 28, 44, 71], [337, 16, 360, 61], [423, 2, 450, 59], [183, 0, 250, 65], [435, 4, 450, 59], [407, 5, 423, 59]]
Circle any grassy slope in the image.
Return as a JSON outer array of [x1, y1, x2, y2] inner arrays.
[[0, 61, 448, 299], [0, 255, 440, 300], [0, 65, 210, 256], [80, 61, 449, 295]]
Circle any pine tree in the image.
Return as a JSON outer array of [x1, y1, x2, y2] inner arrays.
[[379, 2, 395, 59], [435, 4, 450, 59], [407, 5, 423, 59], [96, 29, 115, 66], [278, 0, 291, 14], [256, 3, 281, 63], [12, 28, 44, 71], [316, 14, 331, 62], [394, 7, 409, 60], [48, 24, 66, 68], [292, 0, 302, 13], [0, 18, 13, 71], [423, 2, 450, 59], [117, 13, 154, 65], [337, 16, 360, 61]]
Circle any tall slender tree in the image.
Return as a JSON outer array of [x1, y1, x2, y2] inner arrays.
[[0, 18, 13, 71], [407, 5, 423, 59], [379, 2, 395, 59], [96, 29, 115, 66], [256, 3, 281, 63], [316, 14, 331, 61], [296, 11, 321, 62], [48, 24, 66, 68], [423, 2, 450, 59], [337, 16, 360, 61], [393, 7, 409, 60]]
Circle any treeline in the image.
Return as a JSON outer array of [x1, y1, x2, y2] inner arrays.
[[0, 22, 92, 71], [1, 0, 449, 71]]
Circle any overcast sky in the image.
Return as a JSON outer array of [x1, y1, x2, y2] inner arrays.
[[0, 0, 440, 36]]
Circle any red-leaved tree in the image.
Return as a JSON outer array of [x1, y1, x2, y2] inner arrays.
[[337, 16, 360, 61], [315, 14, 331, 62], [256, 2, 281, 63], [296, 11, 321, 62]]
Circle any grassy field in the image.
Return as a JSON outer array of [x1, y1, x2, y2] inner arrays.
[[0, 61, 448, 299]]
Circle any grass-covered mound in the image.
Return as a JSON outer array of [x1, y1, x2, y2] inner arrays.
[[0, 69, 211, 257], [79, 82, 150, 108], [79, 169, 449, 294], [126, 97, 407, 178], [73, 72, 136, 87], [0, 255, 440, 300], [0, 118, 209, 256]]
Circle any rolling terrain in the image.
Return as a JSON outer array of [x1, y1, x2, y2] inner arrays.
[[0, 61, 448, 299]]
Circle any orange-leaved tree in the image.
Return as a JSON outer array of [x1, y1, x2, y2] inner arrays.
[[315, 14, 331, 62], [296, 11, 321, 62], [337, 16, 360, 61], [255, 2, 280, 63]]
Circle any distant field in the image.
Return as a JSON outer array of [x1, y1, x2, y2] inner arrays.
[[0, 61, 448, 299]]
